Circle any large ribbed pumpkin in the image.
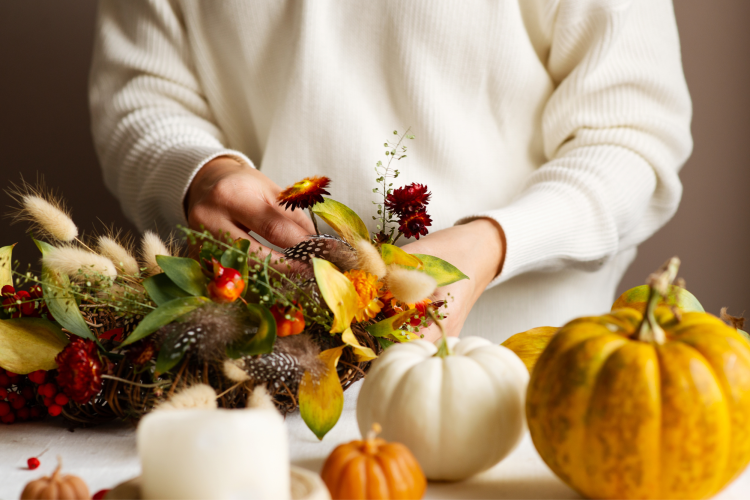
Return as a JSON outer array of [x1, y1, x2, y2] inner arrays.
[[527, 259, 750, 499]]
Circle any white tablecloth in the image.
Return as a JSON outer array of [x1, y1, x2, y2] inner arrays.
[[2, 382, 749, 499]]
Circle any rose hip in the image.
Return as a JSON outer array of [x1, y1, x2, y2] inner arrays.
[[54, 393, 69, 406], [27, 457, 40, 469]]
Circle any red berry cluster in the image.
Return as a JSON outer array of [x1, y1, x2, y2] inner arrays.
[[1, 284, 52, 319], [0, 368, 65, 424]]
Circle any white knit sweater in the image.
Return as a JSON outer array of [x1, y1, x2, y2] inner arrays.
[[89, 0, 692, 342]]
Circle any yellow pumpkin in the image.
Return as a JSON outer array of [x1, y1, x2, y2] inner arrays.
[[320, 424, 426, 500], [501, 326, 558, 373], [527, 258, 750, 499], [612, 283, 703, 314]]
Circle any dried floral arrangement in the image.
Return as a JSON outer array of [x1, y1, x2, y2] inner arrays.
[[0, 131, 467, 438]]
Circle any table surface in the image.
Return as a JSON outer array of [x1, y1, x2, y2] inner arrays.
[[1, 381, 749, 500]]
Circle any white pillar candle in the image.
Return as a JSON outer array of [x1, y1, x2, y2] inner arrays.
[[138, 408, 290, 500]]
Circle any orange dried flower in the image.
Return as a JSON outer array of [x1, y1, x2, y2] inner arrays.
[[277, 176, 331, 211], [345, 269, 384, 322]]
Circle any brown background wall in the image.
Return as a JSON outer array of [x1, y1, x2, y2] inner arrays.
[[1, 1, 748, 318]]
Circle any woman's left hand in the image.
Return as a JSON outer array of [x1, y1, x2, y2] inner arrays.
[[399, 218, 505, 342]]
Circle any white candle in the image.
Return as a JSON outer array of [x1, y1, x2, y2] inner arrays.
[[138, 408, 290, 499]]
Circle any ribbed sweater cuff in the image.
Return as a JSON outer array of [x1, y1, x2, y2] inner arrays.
[[147, 146, 254, 230], [455, 186, 616, 288]]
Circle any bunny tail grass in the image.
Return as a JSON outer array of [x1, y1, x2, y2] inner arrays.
[[97, 235, 140, 276], [42, 245, 118, 280], [385, 264, 437, 304], [140, 231, 170, 276]]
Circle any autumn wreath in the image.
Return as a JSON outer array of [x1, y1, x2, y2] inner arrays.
[[0, 131, 466, 439]]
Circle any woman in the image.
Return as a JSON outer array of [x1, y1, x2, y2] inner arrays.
[[90, 0, 691, 343]]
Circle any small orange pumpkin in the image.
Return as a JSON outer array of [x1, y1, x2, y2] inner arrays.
[[321, 424, 426, 500], [21, 457, 90, 500]]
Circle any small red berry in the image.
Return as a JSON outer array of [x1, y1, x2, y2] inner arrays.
[[27, 457, 40, 469], [0, 401, 10, 417], [17, 407, 30, 420], [21, 386, 35, 400], [29, 285, 43, 299], [43, 397, 54, 407], [1, 412, 16, 424], [0, 387, 7, 399], [39, 383, 57, 398], [8, 374, 21, 385], [30, 406, 42, 419], [54, 393, 69, 406], [207, 258, 245, 303], [5, 370, 18, 377], [93, 489, 110, 500], [1, 285, 15, 296], [28, 370, 47, 385], [47, 404, 62, 417], [10, 394, 26, 410]]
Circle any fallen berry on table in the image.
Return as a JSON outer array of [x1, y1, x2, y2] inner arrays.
[[47, 404, 62, 417], [93, 489, 110, 500], [27, 457, 40, 470]]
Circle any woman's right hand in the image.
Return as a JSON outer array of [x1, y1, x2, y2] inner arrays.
[[185, 157, 315, 258]]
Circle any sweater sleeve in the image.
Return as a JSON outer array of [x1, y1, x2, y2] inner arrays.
[[457, 0, 692, 285], [89, 0, 253, 234]]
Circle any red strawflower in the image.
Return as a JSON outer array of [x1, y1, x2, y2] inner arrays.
[[398, 210, 432, 240], [55, 338, 103, 405], [277, 176, 331, 211], [385, 183, 431, 216]]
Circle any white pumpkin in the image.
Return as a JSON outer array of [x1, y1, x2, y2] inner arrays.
[[357, 336, 529, 481]]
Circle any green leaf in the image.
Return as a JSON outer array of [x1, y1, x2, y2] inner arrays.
[[412, 254, 469, 287], [155, 255, 208, 297], [299, 345, 345, 440], [142, 273, 191, 306], [0, 318, 69, 374], [221, 239, 251, 297], [34, 239, 97, 342], [226, 303, 277, 358], [120, 296, 209, 347], [381, 244, 423, 268], [0, 243, 16, 288], [377, 337, 395, 350], [365, 309, 420, 342], [311, 198, 369, 243]]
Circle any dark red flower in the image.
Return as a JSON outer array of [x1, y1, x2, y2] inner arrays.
[[385, 183, 431, 216], [277, 176, 331, 211], [398, 211, 432, 240], [55, 338, 103, 405]]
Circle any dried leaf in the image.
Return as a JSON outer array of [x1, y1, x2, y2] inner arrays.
[[312, 258, 358, 333], [311, 198, 369, 243], [0, 318, 69, 374], [0, 243, 15, 288], [380, 244, 423, 269], [299, 345, 345, 440], [412, 253, 469, 287], [341, 327, 377, 362]]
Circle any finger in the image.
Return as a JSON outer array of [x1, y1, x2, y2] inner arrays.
[[233, 200, 312, 249]]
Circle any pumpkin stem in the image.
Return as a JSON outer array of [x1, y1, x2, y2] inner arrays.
[[429, 309, 452, 358], [638, 257, 680, 344], [51, 455, 63, 480]]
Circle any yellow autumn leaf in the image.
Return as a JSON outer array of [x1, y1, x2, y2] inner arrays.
[[0, 244, 15, 289], [312, 258, 358, 333], [299, 345, 345, 440], [0, 318, 69, 374], [380, 244, 423, 269], [341, 327, 377, 362], [311, 198, 370, 243]]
